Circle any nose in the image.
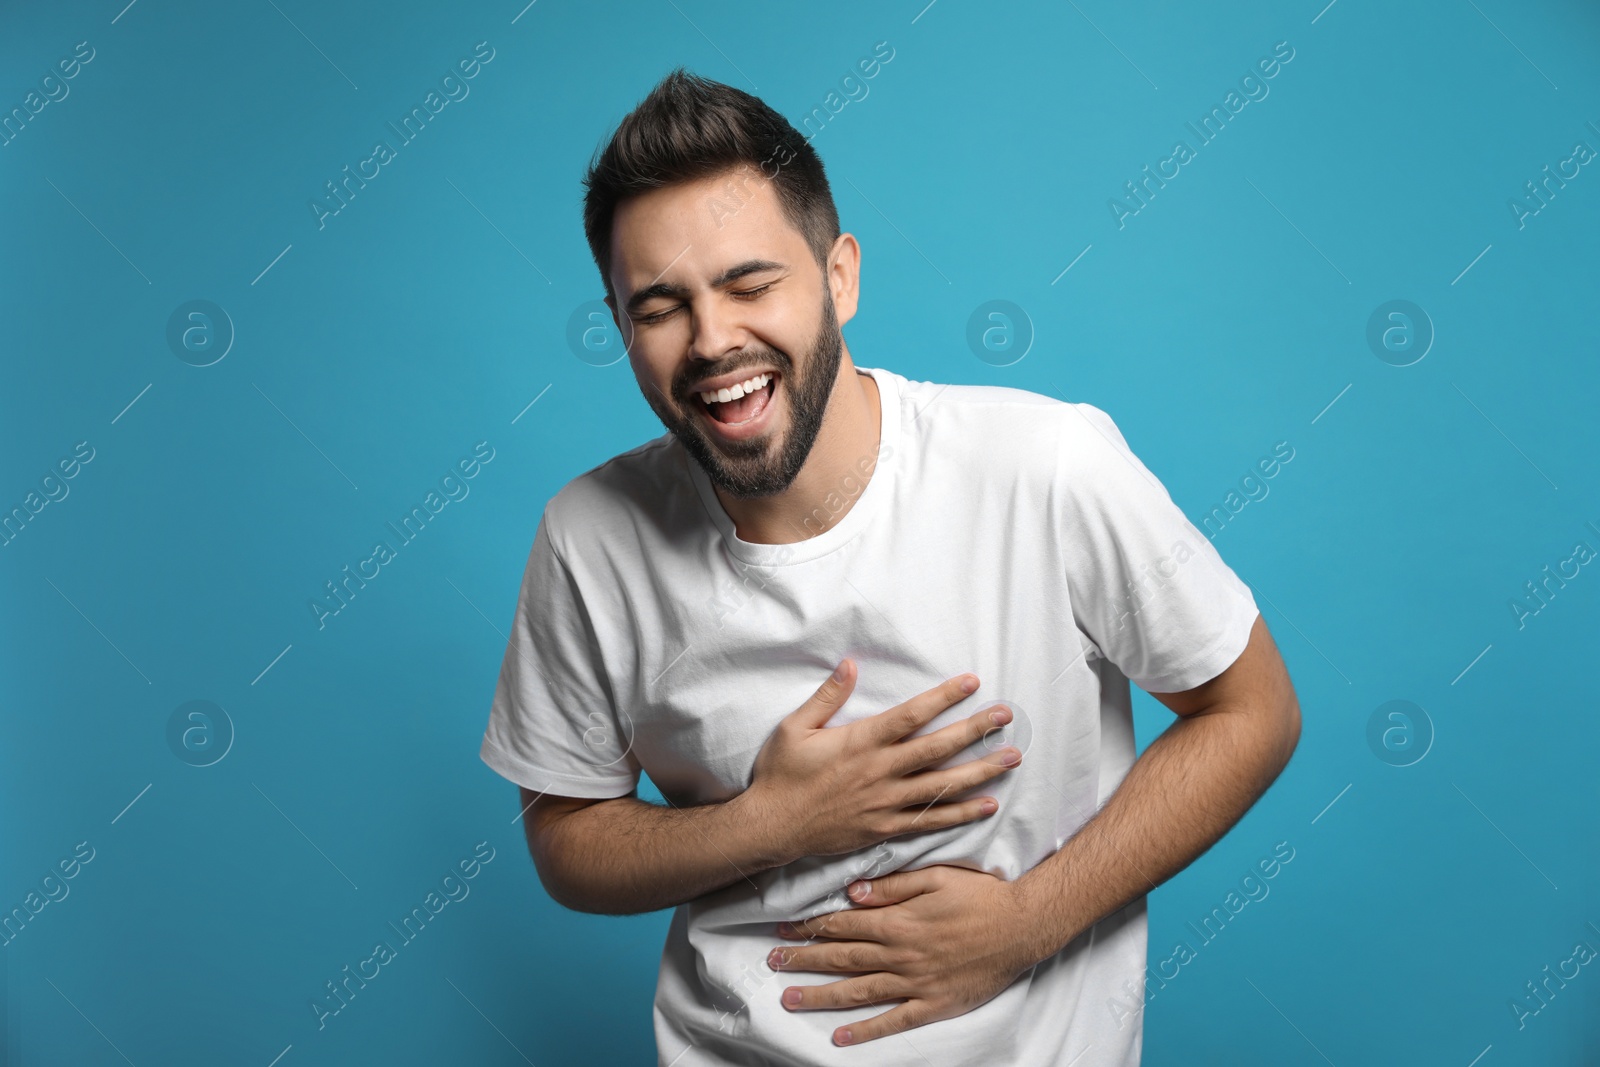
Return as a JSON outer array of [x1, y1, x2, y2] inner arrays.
[[687, 294, 751, 368]]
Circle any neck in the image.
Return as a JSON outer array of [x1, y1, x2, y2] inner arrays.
[[712, 350, 882, 545]]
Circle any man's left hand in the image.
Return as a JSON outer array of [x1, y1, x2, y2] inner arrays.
[[767, 864, 1045, 1046]]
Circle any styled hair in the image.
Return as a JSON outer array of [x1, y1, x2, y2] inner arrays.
[[582, 68, 840, 304]]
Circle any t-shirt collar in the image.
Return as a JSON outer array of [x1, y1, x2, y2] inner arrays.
[[684, 366, 901, 567]]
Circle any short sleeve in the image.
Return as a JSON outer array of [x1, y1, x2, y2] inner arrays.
[[479, 510, 642, 799], [1056, 402, 1260, 694]]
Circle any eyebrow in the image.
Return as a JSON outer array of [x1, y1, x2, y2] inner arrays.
[[623, 258, 787, 315]]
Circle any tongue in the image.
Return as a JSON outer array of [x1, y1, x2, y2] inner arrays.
[[710, 382, 771, 424]]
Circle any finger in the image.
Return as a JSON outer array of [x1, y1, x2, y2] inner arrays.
[[889, 702, 1018, 776], [768, 940, 891, 975], [834, 1000, 940, 1046], [884, 793, 1002, 838], [861, 673, 979, 745], [844, 867, 937, 907], [779, 908, 880, 941], [780, 972, 908, 1012], [785, 659, 858, 730], [899, 742, 1022, 807], [892, 754, 1019, 821]]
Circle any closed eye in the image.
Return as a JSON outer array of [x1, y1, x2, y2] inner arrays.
[[637, 284, 773, 325], [637, 306, 679, 325]]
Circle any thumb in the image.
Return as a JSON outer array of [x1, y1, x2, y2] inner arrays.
[[787, 659, 857, 730], [846, 867, 933, 907]]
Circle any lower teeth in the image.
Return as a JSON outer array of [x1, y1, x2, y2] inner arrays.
[[708, 381, 771, 424]]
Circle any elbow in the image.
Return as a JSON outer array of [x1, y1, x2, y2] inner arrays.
[[518, 793, 660, 916], [527, 834, 602, 914], [520, 792, 622, 914], [523, 818, 587, 913], [528, 819, 639, 916], [1275, 693, 1302, 771], [538, 867, 635, 916], [532, 856, 588, 913]]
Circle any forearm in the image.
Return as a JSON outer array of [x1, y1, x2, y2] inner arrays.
[[536, 789, 792, 915], [1012, 697, 1300, 961]]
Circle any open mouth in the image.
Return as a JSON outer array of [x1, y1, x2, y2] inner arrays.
[[695, 372, 778, 430]]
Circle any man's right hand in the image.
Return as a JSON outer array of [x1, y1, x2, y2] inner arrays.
[[742, 659, 1021, 865]]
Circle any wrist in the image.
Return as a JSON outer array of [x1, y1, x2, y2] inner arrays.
[[1010, 866, 1082, 963], [727, 785, 801, 871]]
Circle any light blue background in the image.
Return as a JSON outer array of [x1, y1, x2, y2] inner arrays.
[[3, 1, 1598, 1064]]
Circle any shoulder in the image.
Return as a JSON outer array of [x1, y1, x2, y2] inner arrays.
[[888, 371, 1065, 444], [1052, 399, 1139, 474], [883, 369, 1125, 475], [539, 433, 693, 560]]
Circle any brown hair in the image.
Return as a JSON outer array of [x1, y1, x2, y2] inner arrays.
[[582, 68, 840, 304]]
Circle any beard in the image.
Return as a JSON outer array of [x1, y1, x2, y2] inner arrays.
[[638, 289, 843, 499]]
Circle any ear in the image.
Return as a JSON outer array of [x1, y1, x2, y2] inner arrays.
[[826, 233, 861, 328]]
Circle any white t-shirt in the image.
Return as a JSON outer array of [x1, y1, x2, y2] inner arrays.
[[481, 366, 1259, 1066]]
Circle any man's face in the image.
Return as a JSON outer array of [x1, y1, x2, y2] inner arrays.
[[606, 168, 849, 499]]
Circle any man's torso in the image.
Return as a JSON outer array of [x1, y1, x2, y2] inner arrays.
[[548, 368, 1147, 1066]]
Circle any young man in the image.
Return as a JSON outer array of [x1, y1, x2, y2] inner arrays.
[[480, 69, 1301, 1066]]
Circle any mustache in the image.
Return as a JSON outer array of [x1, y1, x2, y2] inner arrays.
[[674, 350, 791, 398]]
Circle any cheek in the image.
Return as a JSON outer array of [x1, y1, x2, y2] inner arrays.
[[632, 318, 690, 363], [757, 299, 821, 354], [631, 351, 683, 405]]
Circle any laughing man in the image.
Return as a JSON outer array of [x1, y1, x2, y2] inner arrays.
[[481, 69, 1301, 1066]]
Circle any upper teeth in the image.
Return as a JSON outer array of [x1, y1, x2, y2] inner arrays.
[[699, 373, 771, 406]]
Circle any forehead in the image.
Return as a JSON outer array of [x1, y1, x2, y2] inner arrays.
[[608, 168, 809, 295]]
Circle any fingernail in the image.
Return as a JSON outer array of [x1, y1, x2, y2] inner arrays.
[[777, 921, 794, 936], [837, 1029, 854, 1045], [1001, 749, 1020, 765], [848, 881, 869, 900], [989, 707, 1011, 725], [961, 676, 978, 694], [832, 661, 848, 681], [980, 799, 998, 814], [768, 949, 786, 969], [783, 988, 802, 1006]]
